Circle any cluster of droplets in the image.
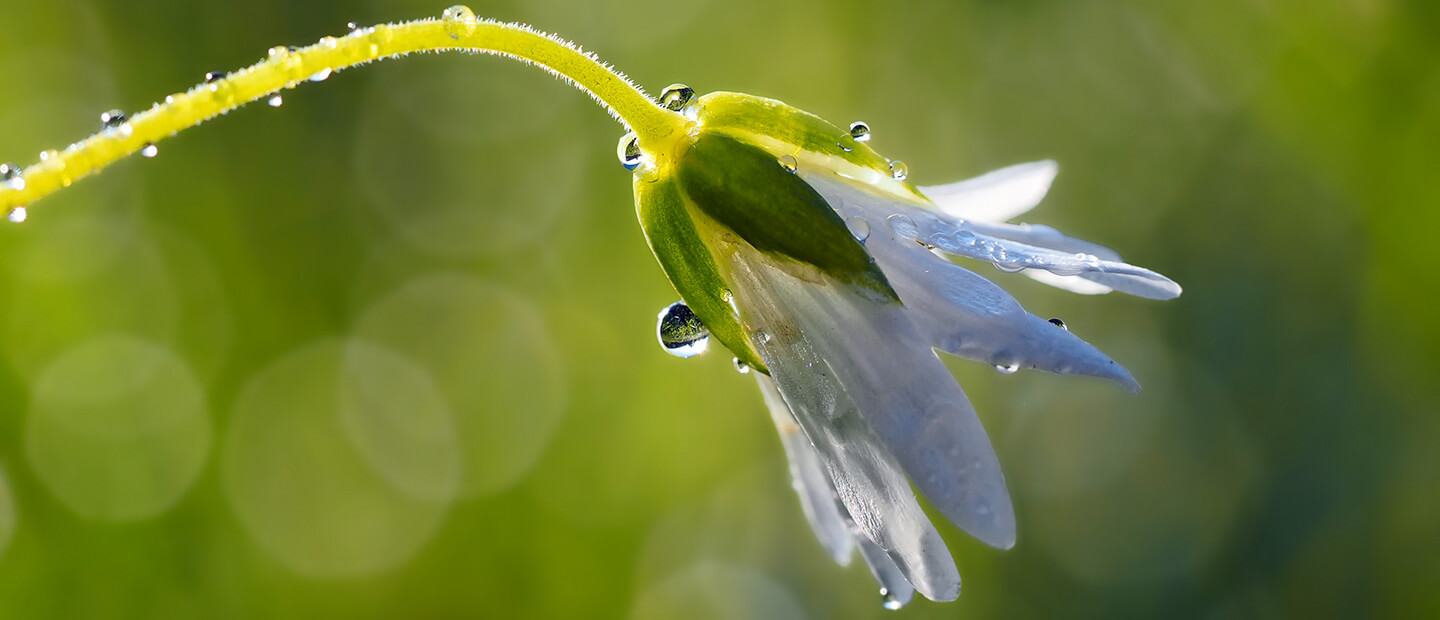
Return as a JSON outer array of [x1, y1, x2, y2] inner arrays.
[[615, 84, 696, 172], [2, 163, 25, 223], [884, 211, 1107, 276]]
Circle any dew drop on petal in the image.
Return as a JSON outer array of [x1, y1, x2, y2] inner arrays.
[[140, 143, 158, 158], [99, 109, 127, 129], [347, 21, 361, 34], [205, 71, 227, 83], [887, 213, 918, 240], [881, 589, 905, 611], [755, 330, 772, 345], [732, 358, 751, 374], [268, 94, 284, 107], [994, 261, 1025, 274], [848, 121, 871, 143], [778, 154, 798, 173], [7, 207, 27, 223], [994, 362, 1019, 374], [658, 84, 695, 112], [837, 134, 856, 152], [846, 215, 871, 242], [267, 45, 290, 60], [308, 68, 332, 82], [38, 150, 58, 162], [617, 132, 642, 171], [1048, 318, 1068, 330], [656, 301, 710, 358], [889, 160, 909, 180]]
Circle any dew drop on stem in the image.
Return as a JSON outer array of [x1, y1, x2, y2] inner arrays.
[[658, 84, 695, 112], [99, 109, 127, 129], [617, 132, 642, 170]]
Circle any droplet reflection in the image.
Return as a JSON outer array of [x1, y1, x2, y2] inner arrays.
[[657, 301, 710, 358]]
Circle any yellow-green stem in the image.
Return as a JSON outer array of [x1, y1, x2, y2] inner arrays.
[[0, 10, 685, 212]]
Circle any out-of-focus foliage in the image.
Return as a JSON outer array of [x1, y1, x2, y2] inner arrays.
[[0, 0, 1434, 618]]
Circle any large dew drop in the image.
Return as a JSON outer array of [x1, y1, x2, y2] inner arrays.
[[0, 163, 23, 191], [848, 121, 871, 143], [442, 5, 478, 39], [617, 132, 642, 171], [656, 301, 710, 359], [889, 160, 908, 181], [658, 84, 695, 112], [99, 109, 127, 129]]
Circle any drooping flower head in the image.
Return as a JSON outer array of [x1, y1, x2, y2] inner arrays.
[[632, 88, 1180, 604]]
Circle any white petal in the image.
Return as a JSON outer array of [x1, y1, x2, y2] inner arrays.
[[756, 373, 855, 566], [918, 160, 1058, 223]]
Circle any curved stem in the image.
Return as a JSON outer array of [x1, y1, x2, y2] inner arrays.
[[0, 11, 686, 212]]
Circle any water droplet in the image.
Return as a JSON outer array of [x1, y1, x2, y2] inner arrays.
[[1048, 318, 1068, 330], [881, 589, 905, 610], [6, 207, 27, 223], [442, 5, 477, 38], [0, 163, 24, 191], [755, 331, 772, 345], [38, 150, 58, 162], [99, 109, 127, 129], [994, 261, 1025, 274], [956, 230, 975, 243], [658, 84, 695, 112], [721, 289, 739, 316], [347, 21, 361, 33], [889, 160, 908, 181], [657, 301, 710, 358], [616, 132, 642, 171], [848, 121, 871, 142], [267, 46, 290, 60], [837, 134, 856, 152], [319, 36, 339, 49], [140, 143, 158, 158], [994, 362, 1019, 374], [205, 71, 227, 83], [268, 94, 284, 107], [732, 358, 751, 374], [778, 154, 798, 173], [886, 213, 918, 240], [308, 68, 332, 82], [845, 216, 870, 242], [442, 4, 476, 21]]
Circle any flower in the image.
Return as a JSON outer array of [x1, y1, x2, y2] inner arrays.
[[633, 90, 1180, 606]]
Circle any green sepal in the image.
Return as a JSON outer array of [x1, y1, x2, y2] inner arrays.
[[675, 132, 898, 300], [635, 174, 767, 373], [689, 92, 928, 204]]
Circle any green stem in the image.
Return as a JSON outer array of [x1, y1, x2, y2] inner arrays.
[[0, 7, 686, 213]]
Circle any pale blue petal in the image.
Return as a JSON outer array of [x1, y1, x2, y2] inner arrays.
[[918, 160, 1058, 223], [723, 241, 1015, 560], [857, 536, 916, 609], [809, 175, 1143, 390], [756, 373, 855, 566]]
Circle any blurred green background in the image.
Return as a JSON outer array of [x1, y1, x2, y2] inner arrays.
[[0, 0, 1436, 618]]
